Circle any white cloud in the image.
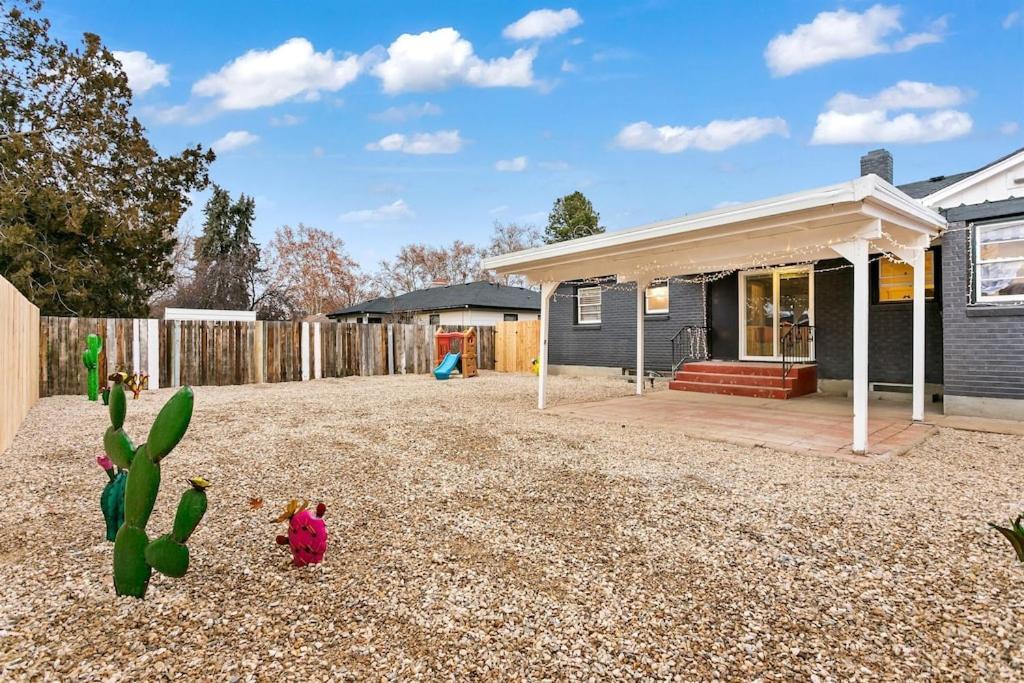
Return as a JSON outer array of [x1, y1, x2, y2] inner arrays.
[[338, 199, 415, 223], [811, 110, 972, 144], [365, 130, 465, 154], [826, 81, 968, 114], [369, 102, 442, 123], [371, 28, 536, 93], [614, 117, 789, 153], [495, 156, 528, 172], [503, 8, 582, 40], [812, 80, 973, 144], [311, 146, 325, 158], [193, 37, 361, 110], [211, 130, 260, 153], [764, 5, 947, 76], [112, 50, 169, 94], [270, 113, 304, 126], [538, 160, 570, 171], [560, 59, 577, 73], [1002, 11, 1020, 29], [999, 121, 1020, 136]]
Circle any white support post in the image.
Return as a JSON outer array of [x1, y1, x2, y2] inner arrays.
[[131, 319, 141, 373], [171, 320, 181, 388], [635, 278, 649, 395], [300, 321, 310, 381], [538, 281, 559, 410], [912, 249, 926, 421], [832, 238, 870, 454], [147, 319, 160, 389], [386, 324, 395, 376], [313, 322, 323, 380]]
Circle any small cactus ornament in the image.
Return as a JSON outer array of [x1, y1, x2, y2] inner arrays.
[[275, 500, 328, 567], [83, 334, 103, 401], [97, 455, 127, 542], [104, 377, 210, 598]]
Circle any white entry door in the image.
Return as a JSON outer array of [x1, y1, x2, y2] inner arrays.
[[739, 267, 814, 361]]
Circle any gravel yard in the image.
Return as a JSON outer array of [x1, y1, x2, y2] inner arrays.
[[1, 373, 1022, 680]]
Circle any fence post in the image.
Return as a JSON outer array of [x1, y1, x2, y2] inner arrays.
[[254, 321, 264, 384], [131, 319, 141, 373], [301, 321, 310, 381], [171, 320, 181, 387], [105, 319, 117, 377], [387, 324, 395, 375], [147, 319, 160, 389], [313, 322, 322, 380]]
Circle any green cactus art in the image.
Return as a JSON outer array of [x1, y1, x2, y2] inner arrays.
[[104, 379, 210, 598], [83, 334, 103, 401]]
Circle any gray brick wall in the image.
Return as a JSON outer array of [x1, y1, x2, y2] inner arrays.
[[551, 258, 945, 384], [941, 224, 1024, 399], [813, 258, 943, 384], [549, 280, 705, 371]]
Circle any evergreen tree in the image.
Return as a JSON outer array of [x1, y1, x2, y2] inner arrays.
[[0, 0, 214, 316], [544, 191, 604, 244], [186, 186, 262, 310]]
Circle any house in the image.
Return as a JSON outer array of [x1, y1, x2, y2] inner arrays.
[[482, 146, 1024, 453], [326, 281, 540, 325]]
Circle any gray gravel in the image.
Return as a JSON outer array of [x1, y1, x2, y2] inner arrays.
[[1, 373, 1022, 680]]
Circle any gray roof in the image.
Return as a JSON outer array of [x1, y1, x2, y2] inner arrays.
[[328, 281, 540, 318], [942, 196, 1024, 224], [897, 145, 1024, 199]]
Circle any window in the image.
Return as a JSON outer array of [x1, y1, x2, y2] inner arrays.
[[645, 284, 669, 314], [503, 313, 519, 322], [367, 317, 382, 324], [577, 286, 602, 324], [977, 221, 1024, 302], [878, 251, 935, 302], [428, 314, 440, 325]]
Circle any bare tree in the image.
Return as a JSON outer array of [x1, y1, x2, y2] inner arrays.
[[266, 224, 373, 318], [372, 240, 488, 297], [484, 221, 541, 287]]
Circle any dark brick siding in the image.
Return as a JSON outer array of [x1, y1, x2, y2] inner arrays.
[[813, 258, 943, 384], [941, 223, 1024, 400], [549, 280, 705, 371], [551, 258, 944, 385]]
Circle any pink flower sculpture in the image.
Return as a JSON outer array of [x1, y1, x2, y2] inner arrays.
[[96, 455, 114, 471], [275, 501, 327, 567]]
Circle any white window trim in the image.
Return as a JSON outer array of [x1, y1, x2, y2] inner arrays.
[[644, 283, 670, 315], [975, 220, 1024, 303], [577, 286, 602, 324]]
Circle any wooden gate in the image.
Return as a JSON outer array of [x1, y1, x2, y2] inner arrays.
[[495, 320, 540, 373]]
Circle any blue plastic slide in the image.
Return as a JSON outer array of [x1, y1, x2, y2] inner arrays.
[[433, 352, 461, 380]]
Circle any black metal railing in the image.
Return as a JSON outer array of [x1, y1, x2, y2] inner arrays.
[[670, 325, 708, 372], [780, 323, 814, 389]]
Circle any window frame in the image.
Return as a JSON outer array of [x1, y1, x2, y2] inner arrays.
[[576, 285, 602, 325], [644, 283, 670, 315], [503, 313, 519, 322], [876, 250, 936, 304], [975, 220, 1024, 303], [428, 313, 440, 325]]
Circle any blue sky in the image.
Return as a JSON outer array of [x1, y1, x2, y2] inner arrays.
[[44, 1, 1024, 268]]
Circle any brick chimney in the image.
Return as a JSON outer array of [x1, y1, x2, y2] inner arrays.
[[860, 148, 893, 184]]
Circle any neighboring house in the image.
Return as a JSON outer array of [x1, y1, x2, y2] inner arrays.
[[483, 146, 1024, 452], [326, 281, 540, 326]]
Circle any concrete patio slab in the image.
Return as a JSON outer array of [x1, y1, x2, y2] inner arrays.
[[547, 389, 940, 461]]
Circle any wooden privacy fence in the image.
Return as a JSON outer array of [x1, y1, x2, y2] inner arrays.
[[1, 276, 40, 453], [494, 320, 541, 373], [38, 317, 507, 397]]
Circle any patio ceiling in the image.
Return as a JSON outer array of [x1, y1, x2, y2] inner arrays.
[[482, 174, 946, 284]]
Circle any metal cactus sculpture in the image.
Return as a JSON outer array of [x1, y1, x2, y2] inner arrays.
[[104, 378, 210, 598], [97, 455, 127, 542], [83, 334, 103, 401]]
